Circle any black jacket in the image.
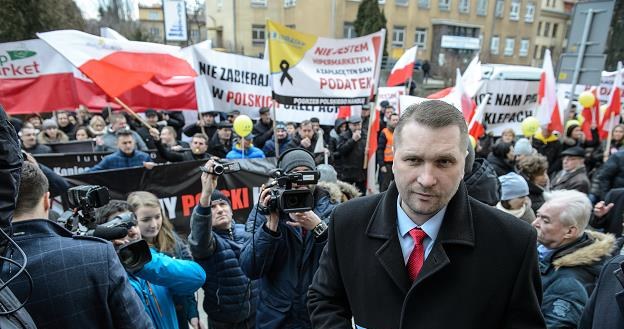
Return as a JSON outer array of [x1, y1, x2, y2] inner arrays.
[[464, 158, 500, 206], [334, 130, 366, 182], [579, 255, 624, 329], [207, 132, 233, 159], [520, 174, 546, 214], [0, 108, 22, 227], [532, 138, 563, 175], [590, 188, 624, 237], [252, 119, 273, 149], [596, 150, 624, 198], [22, 143, 52, 155], [155, 140, 210, 162], [486, 153, 515, 177], [183, 123, 217, 139], [308, 182, 546, 329]]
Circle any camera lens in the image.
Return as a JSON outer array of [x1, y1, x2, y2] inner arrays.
[[213, 163, 224, 175], [118, 247, 139, 267]]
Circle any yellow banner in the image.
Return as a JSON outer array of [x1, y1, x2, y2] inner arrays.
[[266, 20, 317, 74]]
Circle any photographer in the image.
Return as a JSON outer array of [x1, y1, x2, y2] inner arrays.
[[188, 160, 256, 329], [96, 200, 206, 329], [240, 148, 336, 329], [4, 162, 152, 329]]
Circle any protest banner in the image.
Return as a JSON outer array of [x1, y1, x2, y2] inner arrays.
[[193, 48, 272, 118], [35, 150, 164, 176], [377, 87, 405, 113], [275, 103, 344, 125], [398, 95, 429, 113], [64, 158, 274, 236], [557, 68, 624, 109], [267, 20, 384, 106]]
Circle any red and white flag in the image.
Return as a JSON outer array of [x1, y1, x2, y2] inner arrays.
[[386, 46, 417, 87], [600, 61, 623, 139], [468, 94, 490, 139], [536, 49, 563, 134], [38, 30, 197, 110], [438, 54, 482, 121], [366, 106, 381, 195]]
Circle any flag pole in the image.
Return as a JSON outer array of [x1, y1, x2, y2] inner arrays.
[[113, 97, 153, 129]]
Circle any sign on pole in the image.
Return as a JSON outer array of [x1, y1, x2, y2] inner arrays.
[[164, 0, 188, 42]]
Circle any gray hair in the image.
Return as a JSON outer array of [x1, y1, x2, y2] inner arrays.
[[394, 100, 468, 151], [544, 189, 591, 231]]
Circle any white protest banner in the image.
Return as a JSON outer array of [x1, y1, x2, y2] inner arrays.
[[377, 86, 405, 113], [164, 0, 188, 42], [267, 20, 384, 106], [275, 104, 355, 126], [193, 48, 272, 118], [557, 68, 624, 109], [475, 80, 540, 135]]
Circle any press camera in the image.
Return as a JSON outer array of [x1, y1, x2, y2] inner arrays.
[[200, 160, 241, 176], [265, 169, 320, 213]]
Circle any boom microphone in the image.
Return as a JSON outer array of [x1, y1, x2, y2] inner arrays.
[[90, 226, 128, 240]]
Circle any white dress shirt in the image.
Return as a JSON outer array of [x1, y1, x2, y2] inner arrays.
[[396, 197, 446, 264]]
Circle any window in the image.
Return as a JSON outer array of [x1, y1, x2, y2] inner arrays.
[[519, 39, 529, 56], [477, 0, 488, 15], [251, 24, 265, 44], [284, 0, 296, 7], [217, 0, 223, 9], [392, 26, 405, 48], [459, 0, 470, 13], [533, 45, 540, 59], [525, 3, 535, 22], [343, 22, 356, 38], [495, 0, 504, 17], [251, 0, 267, 7], [148, 11, 159, 20], [552, 23, 558, 37], [504, 38, 515, 56], [509, 1, 520, 20], [395, 0, 409, 5], [419, 0, 430, 8], [378, 0, 386, 4], [439, 0, 451, 11], [537, 21, 542, 35], [415, 28, 427, 48], [191, 29, 200, 40], [149, 27, 160, 36], [544, 22, 550, 37], [490, 36, 499, 55]]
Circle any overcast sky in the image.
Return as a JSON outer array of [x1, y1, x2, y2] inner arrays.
[[73, 0, 160, 20]]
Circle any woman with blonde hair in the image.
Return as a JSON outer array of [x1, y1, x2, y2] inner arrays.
[[127, 191, 205, 329]]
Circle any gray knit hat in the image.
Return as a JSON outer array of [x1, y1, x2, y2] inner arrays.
[[317, 164, 337, 183], [279, 148, 316, 173], [211, 190, 231, 207], [498, 172, 529, 201], [42, 119, 58, 129], [514, 138, 534, 156]]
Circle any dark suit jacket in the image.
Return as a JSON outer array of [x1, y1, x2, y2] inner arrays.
[[551, 166, 590, 194], [579, 255, 624, 329], [308, 182, 546, 329], [3, 220, 153, 329]]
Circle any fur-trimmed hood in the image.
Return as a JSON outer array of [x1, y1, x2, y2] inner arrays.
[[317, 181, 362, 204], [552, 231, 616, 269]]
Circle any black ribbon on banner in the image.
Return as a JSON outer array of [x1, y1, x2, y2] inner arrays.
[[279, 60, 293, 86]]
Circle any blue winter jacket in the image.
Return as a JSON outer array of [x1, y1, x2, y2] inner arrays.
[[240, 189, 336, 329], [188, 205, 257, 325], [88, 149, 152, 172], [226, 144, 266, 159], [129, 248, 206, 329]]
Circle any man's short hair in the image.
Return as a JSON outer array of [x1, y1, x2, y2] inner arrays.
[[394, 100, 468, 151], [94, 200, 133, 225], [300, 120, 312, 127], [543, 189, 591, 231], [115, 129, 134, 138], [310, 117, 320, 123], [15, 162, 49, 218], [109, 112, 126, 123], [192, 133, 209, 143]]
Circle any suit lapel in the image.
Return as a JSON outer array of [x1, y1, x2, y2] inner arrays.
[[367, 183, 411, 294]]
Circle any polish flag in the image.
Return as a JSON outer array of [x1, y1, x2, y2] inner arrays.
[[468, 94, 490, 139], [599, 61, 623, 139], [37, 30, 197, 108], [536, 49, 563, 134], [366, 106, 381, 195], [386, 46, 417, 87], [580, 87, 600, 141], [443, 68, 477, 122]]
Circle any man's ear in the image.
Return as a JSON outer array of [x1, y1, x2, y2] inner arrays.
[[564, 225, 579, 240], [43, 191, 51, 212]]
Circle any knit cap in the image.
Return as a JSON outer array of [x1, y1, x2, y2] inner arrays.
[[317, 164, 337, 183], [279, 148, 316, 173], [42, 119, 58, 129], [498, 172, 529, 201], [514, 138, 534, 156], [211, 190, 231, 207]]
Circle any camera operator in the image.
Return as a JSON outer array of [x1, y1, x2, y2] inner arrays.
[[3, 162, 152, 329], [96, 200, 207, 329], [188, 160, 257, 329], [240, 148, 336, 329]]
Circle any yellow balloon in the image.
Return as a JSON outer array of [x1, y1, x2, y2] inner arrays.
[[469, 135, 477, 150], [521, 116, 540, 137], [233, 115, 253, 137], [578, 91, 596, 108]]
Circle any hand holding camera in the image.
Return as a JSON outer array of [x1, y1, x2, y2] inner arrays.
[[199, 160, 219, 207]]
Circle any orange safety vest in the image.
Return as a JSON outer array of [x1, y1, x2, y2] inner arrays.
[[381, 128, 394, 163]]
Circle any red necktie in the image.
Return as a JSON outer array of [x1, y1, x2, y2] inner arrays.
[[407, 228, 428, 281]]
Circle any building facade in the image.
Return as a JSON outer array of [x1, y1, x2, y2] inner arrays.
[[138, 4, 208, 46], [206, 0, 542, 69], [531, 0, 575, 67]]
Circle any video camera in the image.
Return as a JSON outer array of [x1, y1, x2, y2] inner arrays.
[[199, 160, 241, 176], [265, 169, 319, 213], [58, 186, 151, 273]]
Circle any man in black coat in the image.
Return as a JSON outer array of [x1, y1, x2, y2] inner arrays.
[[590, 187, 624, 237], [579, 255, 624, 329], [596, 149, 624, 199], [308, 100, 545, 329], [252, 107, 273, 149], [335, 115, 366, 193]]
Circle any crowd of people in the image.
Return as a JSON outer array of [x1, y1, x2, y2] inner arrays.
[[1, 97, 624, 329]]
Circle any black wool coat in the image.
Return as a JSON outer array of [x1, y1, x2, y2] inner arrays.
[[308, 182, 546, 329]]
